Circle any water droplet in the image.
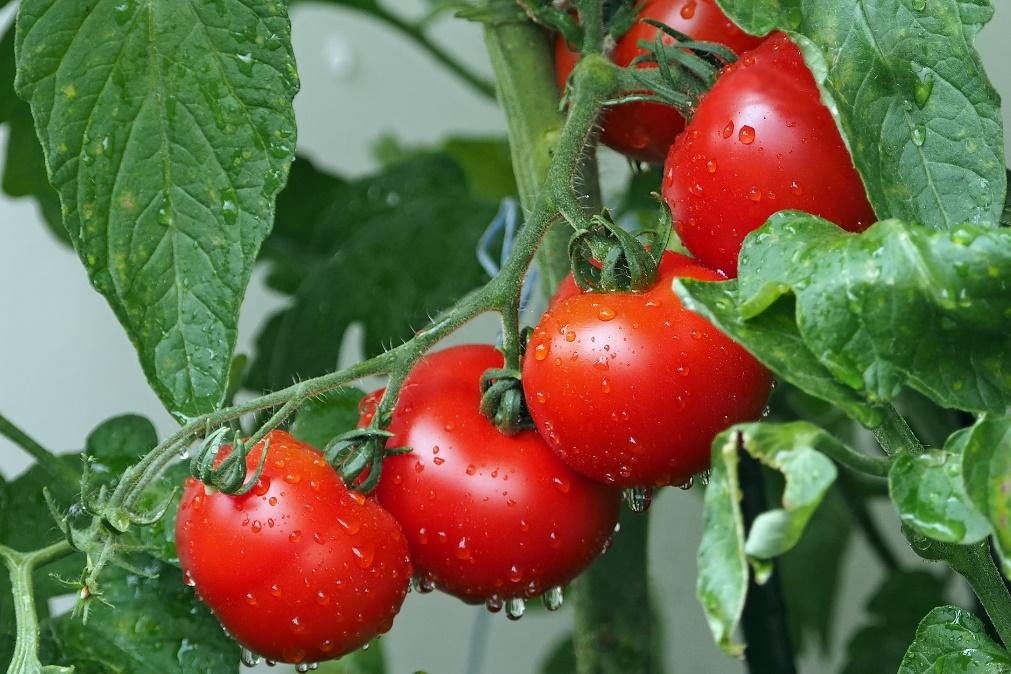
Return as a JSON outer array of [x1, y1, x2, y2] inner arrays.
[[552, 476, 571, 493], [542, 586, 564, 611], [748, 187, 763, 202], [240, 648, 261, 667], [680, 0, 697, 19], [316, 590, 330, 605], [722, 121, 734, 139], [789, 180, 803, 196], [455, 537, 473, 560], [624, 487, 653, 513], [565, 330, 577, 342], [706, 159, 718, 174], [351, 544, 375, 569], [911, 0, 926, 10], [413, 576, 436, 593], [597, 306, 616, 321], [533, 342, 549, 361], [414, 461, 425, 473], [289, 530, 302, 544], [485, 595, 504, 613], [270, 584, 282, 597], [911, 125, 926, 146], [182, 569, 196, 587], [251, 520, 262, 533], [465, 464, 477, 475], [433, 456, 445, 466], [679, 476, 695, 490], [738, 125, 756, 144], [251, 477, 270, 496], [290, 616, 305, 634], [505, 597, 526, 620], [284, 472, 301, 484], [913, 69, 934, 108], [508, 565, 523, 583]]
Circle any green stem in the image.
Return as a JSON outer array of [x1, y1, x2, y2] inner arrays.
[[873, 404, 922, 457], [1, 540, 76, 674], [0, 413, 78, 493], [571, 509, 662, 674], [945, 542, 1011, 649], [818, 434, 893, 478], [372, 6, 497, 100]]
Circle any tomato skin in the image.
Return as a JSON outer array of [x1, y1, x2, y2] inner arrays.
[[522, 252, 772, 488], [373, 345, 620, 603], [662, 33, 876, 277], [176, 431, 411, 664], [554, 0, 763, 163]]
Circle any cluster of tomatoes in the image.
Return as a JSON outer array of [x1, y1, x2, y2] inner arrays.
[[174, 0, 876, 668]]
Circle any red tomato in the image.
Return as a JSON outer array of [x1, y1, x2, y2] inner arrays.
[[373, 345, 620, 604], [662, 33, 875, 276], [176, 431, 411, 665], [554, 0, 763, 163], [522, 252, 772, 488]]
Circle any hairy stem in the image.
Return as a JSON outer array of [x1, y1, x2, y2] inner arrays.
[[0, 412, 78, 492], [945, 542, 1011, 648], [2, 540, 75, 674]]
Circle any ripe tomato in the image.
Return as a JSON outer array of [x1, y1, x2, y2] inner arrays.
[[176, 430, 411, 665], [522, 252, 772, 488], [372, 345, 620, 604], [662, 33, 875, 277], [554, 0, 763, 163]]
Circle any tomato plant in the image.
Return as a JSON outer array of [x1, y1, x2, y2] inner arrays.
[[176, 431, 411, 664], [662, 33, 877, 277], [555, 0, 763, 163], [523, 252, 772, 487], [371, 345, 620, 606], [2, 0, 1010, 673]]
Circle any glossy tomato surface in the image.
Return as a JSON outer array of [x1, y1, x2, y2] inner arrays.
[[176, 431, 411, 664], [522, 252, 772, 488], [373, 345, 620, 603], [555, 0, 763, 163], [662, 33, 875, 276]]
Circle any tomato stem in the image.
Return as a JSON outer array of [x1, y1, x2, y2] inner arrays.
[[0, 412, 79, 493]]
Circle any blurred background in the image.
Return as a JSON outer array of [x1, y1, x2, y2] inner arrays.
[[2, 2, 1009, 672]]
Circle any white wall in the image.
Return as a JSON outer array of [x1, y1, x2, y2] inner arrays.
[[2, 2, 1009, 672]]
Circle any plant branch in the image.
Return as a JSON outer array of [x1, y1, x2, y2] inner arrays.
[[818, 434, 892, 478], [944, 542, 1011, 649], [371, 6, 497, 100], [1, 540, 76, 674], [0, 412, 79, 493]]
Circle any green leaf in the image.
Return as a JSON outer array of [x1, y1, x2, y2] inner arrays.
[[676, 279, 883, 427], [899, 606, 1011, 673], [716, 0, 1005, 230], [842, 571, 950, 674], [85, 415, 159, 474], [40, 560, 239, 673], [252, 154, 495, 390], [15, 0, 299, 418], [679, 215, 1011, 422], [959, 415, 1011, 578], [889, 443, 991, 546], [315, 641, 387, 674], [290, 388, 366, 449], [697, 421, 837, 655]]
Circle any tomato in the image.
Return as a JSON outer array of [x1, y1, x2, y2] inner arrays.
[[522, 252, 772, 488], [662, 33, 876, 277], [372, 345, 620, 605], [554, 0, 763, 163], [176, 430, 411, 665]]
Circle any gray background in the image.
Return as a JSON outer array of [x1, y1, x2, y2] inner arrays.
[[2, 2, 1009, 672]]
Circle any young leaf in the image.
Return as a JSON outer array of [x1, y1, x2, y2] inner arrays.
[[889, 443, 991, 546], [959, 415, 1011, 578], [842, 571, 950, 674], [697, 421, 837, 656], [15, 0, 299, 418], [715, 0, 1006, 230], [898, 606, 1011, 673], [290, 388, 367, 449], [40, 561, 239, 672], [679, 214, 1011, 422], [251, 155, 495, 390]]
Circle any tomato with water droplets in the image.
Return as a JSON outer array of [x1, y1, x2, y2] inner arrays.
[[522, 252, 772, 488], [554, 0, 763, 163], [371, 345, 620, 603], [662, 33, 875, 276], [176, 431, 411, 665]]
